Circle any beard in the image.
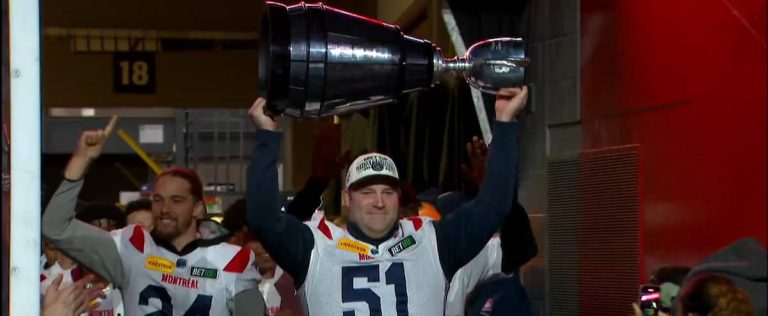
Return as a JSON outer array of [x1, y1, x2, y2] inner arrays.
[[153, 215, 194, 242]]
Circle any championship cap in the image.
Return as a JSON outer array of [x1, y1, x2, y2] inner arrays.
[[346, 153, 399, 189]]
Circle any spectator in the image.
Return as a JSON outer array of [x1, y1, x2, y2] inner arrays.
[[447, 135, 539, 274], [222, 199, 302, 316], [42, 203, 123, 316], [245, 86, 528, 314], [41, 241, 59, 270], [427, 135, 537, 315], [197, 218, 229, 240], [40, 251, 82, 295], [650, 265, 691, 315], [283, 122, 351, 222], [682, 238, 767, 315], [76, 201, 125, 231], [464, 274, 533, 316], [124, 198, 153, 231], [43, 274, 106, 316], [677, 274, 755, 316], [74, 203, 126, 316]]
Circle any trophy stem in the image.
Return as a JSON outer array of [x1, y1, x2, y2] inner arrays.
[[442, 57, 471, 74]]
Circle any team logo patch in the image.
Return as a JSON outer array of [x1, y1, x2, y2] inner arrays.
[[354, 156, 396, 174], [371, 160, 384, 171], [189, 266, 218, 279], [337, 238, 372, 256], [388, 235, 417, 257], [145, 255, 175, 274]]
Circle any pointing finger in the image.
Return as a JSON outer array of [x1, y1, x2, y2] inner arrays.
[[104, 115, 118, 137]]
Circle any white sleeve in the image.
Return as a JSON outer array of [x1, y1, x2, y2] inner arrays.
[[110, 227, 124, 255], [444, 238, 503, 316], [483, 238, 503, 277]]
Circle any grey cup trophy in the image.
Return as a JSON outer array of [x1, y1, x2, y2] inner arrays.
[[259, 1, 529, 118]]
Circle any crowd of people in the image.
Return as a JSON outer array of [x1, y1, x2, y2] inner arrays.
[[36, 85, 766, 316]]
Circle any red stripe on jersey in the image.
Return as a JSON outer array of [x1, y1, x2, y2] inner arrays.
[[405, 217, 423, 231], [224, 247, 252, 273], [317, 219, 333, 240], [129, 225, 145, 253]]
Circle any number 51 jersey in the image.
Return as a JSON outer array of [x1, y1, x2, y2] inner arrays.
[[111, 225, 259, 316], [300, 217, 447, 316]]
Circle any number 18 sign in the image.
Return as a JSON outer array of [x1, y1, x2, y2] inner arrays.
[[113, 52, 156, 94]]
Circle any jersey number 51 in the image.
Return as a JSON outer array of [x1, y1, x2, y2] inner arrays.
[[341, 262, 408, 316]]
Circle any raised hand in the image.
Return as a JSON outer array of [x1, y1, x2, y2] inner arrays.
[[494, 86, 529, 122], [74, 115, 117, 160], [248, 98, 278, 131], [43, 274, 106, 316], [460, 136, 488, 190], [65, 116, 117, 180]]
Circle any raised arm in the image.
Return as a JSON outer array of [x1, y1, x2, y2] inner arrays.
[[42, 116, 126, 287], [434, 86, 529, 280], [245, 99, 315, 286]]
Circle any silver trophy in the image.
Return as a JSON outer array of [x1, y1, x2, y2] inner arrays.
[[259, 2, 529, 118]]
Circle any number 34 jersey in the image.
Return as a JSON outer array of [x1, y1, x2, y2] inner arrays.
[[111, 224, 259, 316], [300, 217, 447, 316]]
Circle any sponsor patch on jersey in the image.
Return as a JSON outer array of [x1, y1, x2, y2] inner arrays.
[[337, 237, 371, 256], [388, 235, 417, 257], [189, 266, 218, 279], [145, 255, 175, 274]]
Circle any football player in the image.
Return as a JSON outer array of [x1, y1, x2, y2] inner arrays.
[[245, 86, 528, 315], [42, 116, 265, 315]]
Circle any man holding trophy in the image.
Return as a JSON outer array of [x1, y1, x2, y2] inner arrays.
[[246, 2, 530, 314]]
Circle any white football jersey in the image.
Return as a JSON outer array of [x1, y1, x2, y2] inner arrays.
[[111, 224, 258, 315], [444, 237, 502, 316], [300, 217, 447, 316], [258, 266, 285, 316], [41, 261, 80, 294]]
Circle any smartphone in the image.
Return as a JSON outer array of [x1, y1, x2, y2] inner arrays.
[[639, 284, 662, 316]]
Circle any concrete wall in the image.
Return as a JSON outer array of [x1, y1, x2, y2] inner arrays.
[[517, 0, 580, 314], [39, 0, 378, 198], [43, 37, 261, 109], [41, 0, 263, 109]]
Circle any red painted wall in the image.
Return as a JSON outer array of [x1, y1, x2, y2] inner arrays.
[[581, 0, 766, 278]]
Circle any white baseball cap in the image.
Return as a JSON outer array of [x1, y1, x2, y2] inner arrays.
[[345, 153, 400, 189]]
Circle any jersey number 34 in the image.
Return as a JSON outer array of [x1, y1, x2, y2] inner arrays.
[[139, 285, 212, 315], [341, 262, 408, 316]]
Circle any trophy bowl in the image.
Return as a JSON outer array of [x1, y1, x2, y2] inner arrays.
[[259, 2, 529, 118]]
